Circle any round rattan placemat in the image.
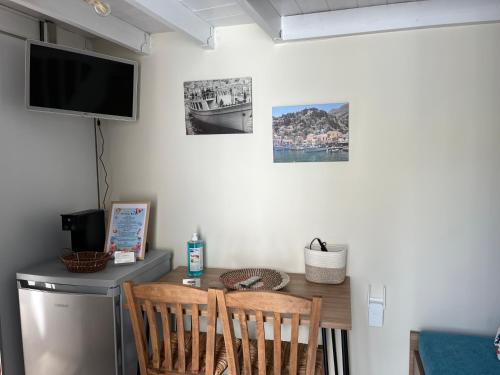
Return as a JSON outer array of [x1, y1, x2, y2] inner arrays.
[[219, 268, 290, 291]]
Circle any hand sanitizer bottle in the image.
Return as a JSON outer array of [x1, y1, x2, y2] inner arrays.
[[187, 233, 204, 277]]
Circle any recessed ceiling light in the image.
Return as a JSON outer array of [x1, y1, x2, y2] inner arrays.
[[83, 0, 111, 17]]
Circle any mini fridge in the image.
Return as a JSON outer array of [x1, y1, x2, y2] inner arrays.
[[17, 250, 172, 375]]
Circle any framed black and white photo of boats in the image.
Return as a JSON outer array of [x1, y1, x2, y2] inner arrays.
[[184, 77, 253, 135], [272, 103, 349, 163]]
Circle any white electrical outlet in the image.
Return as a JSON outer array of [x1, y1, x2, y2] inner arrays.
[[369, 301, 384, 327], [368, 285, 385, 328]]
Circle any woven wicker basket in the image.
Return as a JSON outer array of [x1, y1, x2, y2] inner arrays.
[[60, 251, 112, 273], [219, 268, 289, 291], [304, 244, 347, 284]]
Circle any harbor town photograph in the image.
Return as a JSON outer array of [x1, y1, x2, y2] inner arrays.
[[273, 103, 349, 163], [184, 77, 253, 135]]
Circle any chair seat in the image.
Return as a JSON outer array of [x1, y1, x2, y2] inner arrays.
[[242, 339, 323, 375], [147, 332, 241, 375], [419, 331, 500, 375]]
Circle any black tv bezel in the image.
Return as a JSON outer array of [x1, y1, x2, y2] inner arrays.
[[26, 40, 139, 121]]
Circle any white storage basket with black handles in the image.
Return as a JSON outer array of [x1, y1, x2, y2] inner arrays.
[[304, 241, 347, 284]]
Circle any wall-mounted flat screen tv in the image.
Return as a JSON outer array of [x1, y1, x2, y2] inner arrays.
[[26, 40, 138, 121]]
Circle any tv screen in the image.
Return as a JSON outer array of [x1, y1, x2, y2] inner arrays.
[[26, 41, 138, 121]]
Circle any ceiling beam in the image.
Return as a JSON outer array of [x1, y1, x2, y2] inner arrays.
[[282, 0, 500, 41], [235, 0, 282, 40], [0, 4, 39, 39], [123, 0, 215, 49], [4, 0, 150, 53]]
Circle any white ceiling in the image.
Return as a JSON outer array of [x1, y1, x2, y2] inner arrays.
[[1, 0, 499, 53], [105, 0, 171, 33], [179, 0, 420, 26], [179, 0, 254, 27], [0, 0, 42, 18], [270, 0, 419, 16], [0, 0, 172, 33]]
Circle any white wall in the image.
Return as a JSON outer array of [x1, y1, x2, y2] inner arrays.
[[97, 23, 500, 375], [0, 32, 97, 374]]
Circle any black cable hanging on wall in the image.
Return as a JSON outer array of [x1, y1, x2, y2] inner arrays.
[[93, 118, 101, 209], [94, 118, 110, 210]]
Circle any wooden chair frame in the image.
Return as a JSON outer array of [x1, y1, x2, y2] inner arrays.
[[216, 289, 322, 375], [409, 331, 425, 375], [124, 281, 218, 375]]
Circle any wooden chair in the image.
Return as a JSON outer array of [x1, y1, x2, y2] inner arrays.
[[216, 289, 323, 375], [124, 282, 235, 375], [409, 331, 425, 375]]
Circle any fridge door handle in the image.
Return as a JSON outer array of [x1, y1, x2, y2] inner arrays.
[[17, 280, 120, 297]]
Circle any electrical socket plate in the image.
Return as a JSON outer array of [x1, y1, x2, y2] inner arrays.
[[369, 302, 384, 327]]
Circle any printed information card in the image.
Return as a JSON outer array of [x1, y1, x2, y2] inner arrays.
[[105, 202, 150, 260], [114, 250, 136, 265]]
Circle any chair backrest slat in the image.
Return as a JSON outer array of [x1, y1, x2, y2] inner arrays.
[[145, 300, 161, 369], [191, 304, 200, 372], [273, 312, 282, 375], [205, 289, 218, 375], [159, 304, 173, 370], [223, 291, 312, 315], [255, 310, 267, 375], [238, 309, 252, 375], [175, 303, 186, 372], [215, 289, 239, 375], [123, 283, 148, 374], [133, 283, 208, 304], [124, 282, 217, 375], [305, 298, 322, 375], [217, 290, 323, 375], [289, 313, 300, 374]]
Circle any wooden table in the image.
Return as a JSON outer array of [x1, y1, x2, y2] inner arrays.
[[159, 267, 352, 375]]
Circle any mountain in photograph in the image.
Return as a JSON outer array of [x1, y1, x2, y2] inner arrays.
[[273, 105, 349, 137], [329, 104, 349, 130]]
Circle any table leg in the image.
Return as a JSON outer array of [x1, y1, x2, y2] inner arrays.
[[341, 330, 350, 375], [331, 329, 339, 375], [322, 328, 329, 375]]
